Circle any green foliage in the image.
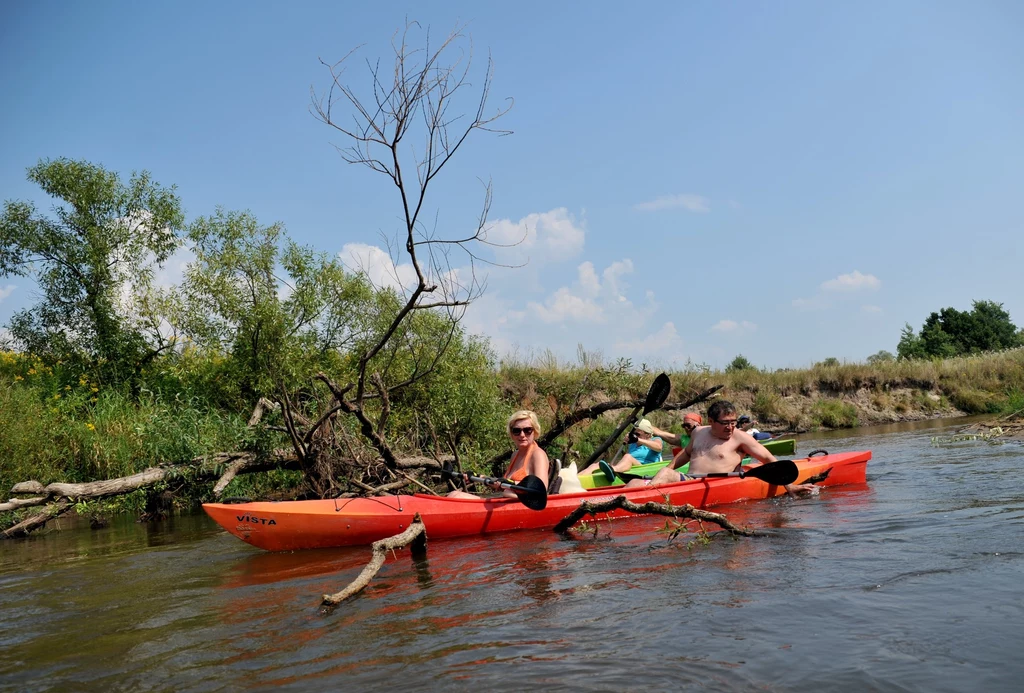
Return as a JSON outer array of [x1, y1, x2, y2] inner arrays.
[[816, 357, 841, 368], [947, 386, 1001, 414], [867, 350, 895, 364], [0, 158, 185, 387], [898, 301, 1023, 360], [173, 209, 374, 402], [725, 354, 755, 373], [0, 374, 250, 505], [810, 398, 858, 428]]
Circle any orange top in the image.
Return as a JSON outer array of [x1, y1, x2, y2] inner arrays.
[[505, 442, 538, 483]]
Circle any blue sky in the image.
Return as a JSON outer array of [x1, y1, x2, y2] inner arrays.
[[2, 1, 1022, 370]]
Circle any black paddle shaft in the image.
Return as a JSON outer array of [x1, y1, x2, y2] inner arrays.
[[584, 373, 671, 467], [439, 469, 548, 510], [614, 459, 799, 486]]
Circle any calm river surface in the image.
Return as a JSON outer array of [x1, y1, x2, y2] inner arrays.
[[2, 417, 1023, 692]]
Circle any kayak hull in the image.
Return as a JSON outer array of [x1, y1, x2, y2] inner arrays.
[[203, 450, 869, 551], [579, 437, 798, 488]]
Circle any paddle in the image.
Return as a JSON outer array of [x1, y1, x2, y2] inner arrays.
[[606, 459, 800, 486], [439, 469, 548, 510], [584, 372, 672, 468]]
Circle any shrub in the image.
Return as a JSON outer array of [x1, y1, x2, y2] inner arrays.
[[947, 387, 1001, 414], [810, 398, 858, 429]]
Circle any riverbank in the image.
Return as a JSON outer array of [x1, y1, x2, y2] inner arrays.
[[651, 346, 1024, 435], [3, 346, 1023, 529]]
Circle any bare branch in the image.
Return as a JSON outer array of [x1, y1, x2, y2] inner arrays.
[[553, 497, 761, 536]]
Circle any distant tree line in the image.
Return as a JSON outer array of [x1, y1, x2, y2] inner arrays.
[[896, 300, 1023, 360]]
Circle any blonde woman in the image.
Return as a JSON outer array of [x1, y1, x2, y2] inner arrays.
[[447, 410, 550, 499]]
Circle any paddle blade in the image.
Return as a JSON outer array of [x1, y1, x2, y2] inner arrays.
[[745, 460, 799, 486], [643, 373, 672, 414], [513, 475, 548, 510]]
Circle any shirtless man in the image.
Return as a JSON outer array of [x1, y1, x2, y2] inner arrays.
[[636, 400, 815, 496]]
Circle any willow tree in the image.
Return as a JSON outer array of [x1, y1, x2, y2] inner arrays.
[[0, 158, 185, 387]]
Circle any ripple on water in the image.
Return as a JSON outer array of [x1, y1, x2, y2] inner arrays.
[[3, 422, 1024, 691]]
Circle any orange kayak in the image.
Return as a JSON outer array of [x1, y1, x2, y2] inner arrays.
[[203, 450, 870, 551]]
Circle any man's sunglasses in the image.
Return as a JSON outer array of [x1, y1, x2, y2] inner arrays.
[[682, 423, 697, 431], [511, 426, 534, 436], [713, 418, 738, 427]]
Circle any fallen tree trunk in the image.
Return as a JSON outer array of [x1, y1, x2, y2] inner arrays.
[[0, 497, 48, 512], [2, 450, 447, 538], [2, 502, 72, 539], [321, 514, 427, 609], [553, 495, 761, 537]]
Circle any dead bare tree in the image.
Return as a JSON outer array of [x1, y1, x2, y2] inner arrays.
[[280, 21, 516, 492]]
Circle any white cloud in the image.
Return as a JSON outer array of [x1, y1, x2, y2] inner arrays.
[[710, 319, 757, 335], [484, 208, 585, 259], [861, 304, 883, 314], [614, 321, 685, 356], [634, 193, 710, 213], [821, 270, 881, 292], [340, 242, 418, 292], [525, 259, 637, 325], [153, 246, 195, 290], [792, 296, 828, 311], [533, 288, 606, 324], [0, 285, 15, 302]]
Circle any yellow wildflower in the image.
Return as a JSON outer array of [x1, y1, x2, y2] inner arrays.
[[14, 375, 23, 381], [28, 368, 36, 375], [91, 386, 99, 393], [65, 385, 71, 390], [53, 393, 61, 400], [86, 423, 96, 431]]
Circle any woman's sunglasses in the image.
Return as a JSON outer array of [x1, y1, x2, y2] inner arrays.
[[511, 426, 534, 436]]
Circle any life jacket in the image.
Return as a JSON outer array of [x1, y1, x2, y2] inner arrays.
[[505, 442, 538, 483]]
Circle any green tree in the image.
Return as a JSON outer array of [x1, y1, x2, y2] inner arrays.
[[725, 354, 755, 373], [173, 208, 373, 401], [899, 301, 1022, 359], [896, 323, 927, 360], [0, 158, 185, 386], [866, 350, 895, 364]]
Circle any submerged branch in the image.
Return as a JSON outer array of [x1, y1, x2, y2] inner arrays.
[[552, 495, 760, 536], [321, 514, 427, 608], [2, 502, 72, 539]]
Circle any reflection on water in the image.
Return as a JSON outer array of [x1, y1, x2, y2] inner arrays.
[[2, 416, 1024, 692]]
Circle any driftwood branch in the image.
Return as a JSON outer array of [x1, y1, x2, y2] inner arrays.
[[321, 514, 427, 608], [247, 397, 280, 426], [2, 502, 72, 538], [552, 495, 760, 536], [0, 496, 48, 512]]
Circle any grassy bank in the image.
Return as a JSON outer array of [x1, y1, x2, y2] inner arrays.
[[3, 347, 1023, 520]]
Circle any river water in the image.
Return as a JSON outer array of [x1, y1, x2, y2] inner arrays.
[[2, 417, 1023, 692]]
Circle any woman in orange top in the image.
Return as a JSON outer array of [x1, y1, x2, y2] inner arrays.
[[447, 410, 550, 499]]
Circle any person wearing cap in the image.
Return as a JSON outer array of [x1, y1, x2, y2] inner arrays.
[[738, 414, 773, 441], [580, 418, 664, 476], [648, 412, 702, 459]]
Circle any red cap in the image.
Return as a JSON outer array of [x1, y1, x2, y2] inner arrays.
[[683, 412, 702, 425]]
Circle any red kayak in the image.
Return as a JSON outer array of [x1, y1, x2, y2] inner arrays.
[[203, 450, 870, 551]]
